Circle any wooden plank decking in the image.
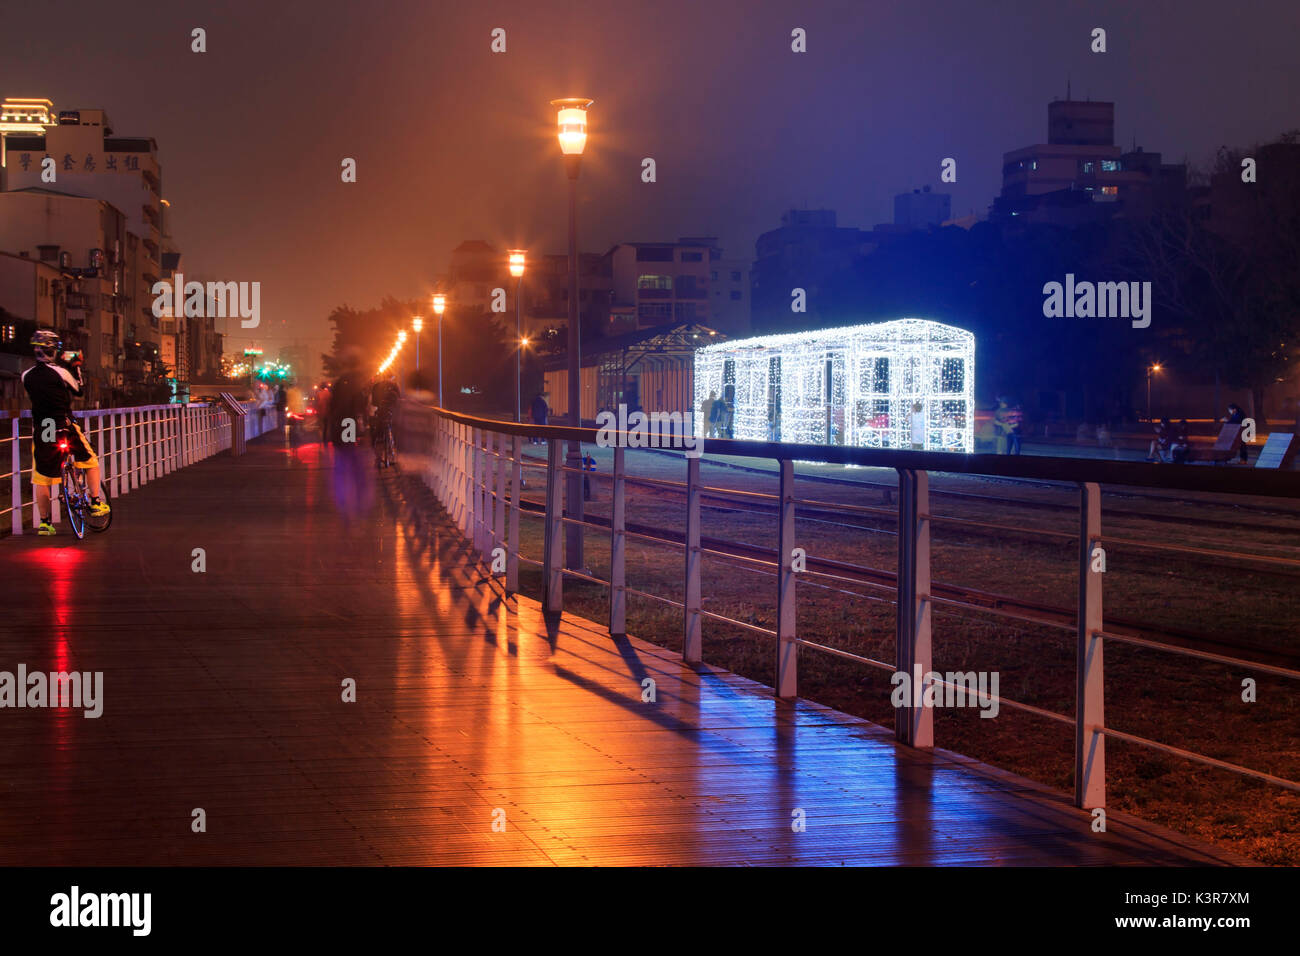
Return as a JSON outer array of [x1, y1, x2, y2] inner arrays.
[[0, 435, 1245, 865]]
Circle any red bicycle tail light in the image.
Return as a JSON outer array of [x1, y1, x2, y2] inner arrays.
[[57, 439, 70, 452]]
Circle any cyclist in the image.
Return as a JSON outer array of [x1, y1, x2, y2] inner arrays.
[[21, 329, 110, 535], [370, 373, 400, 465]]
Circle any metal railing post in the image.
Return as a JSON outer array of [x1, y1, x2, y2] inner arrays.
[[461, 424, 472, 535], [610, 445, 626, 638], [684, 454, 702, 664], [507, 433, 521, 594], [896, 468, 933, 748], [129, 409, 140, 491], [462, 424, 473, 535], [11, 417, 22, 536], [452, 423, 461, 529], [108, 411, 119, 497], [493, 431, 506, 569], [141, 409, 152, 484], [472, 427, 485, 553], [1075, 481, 1106, 809], [776, 458, 798, 698], [542, 437, 563, 616]]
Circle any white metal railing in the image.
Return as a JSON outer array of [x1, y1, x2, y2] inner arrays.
[[2, 401, 278, 535], [398, 403, 1300, 813]]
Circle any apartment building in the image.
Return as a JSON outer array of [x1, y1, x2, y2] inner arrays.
[[4, 107, 165, 352], [0, 188, 129, 403], [994, 99, 1186, 223]]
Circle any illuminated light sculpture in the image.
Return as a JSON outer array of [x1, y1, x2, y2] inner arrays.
[[693, 319, 975, 453]]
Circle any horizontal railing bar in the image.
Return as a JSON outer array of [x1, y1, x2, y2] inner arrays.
[[623, 527, 687, 550], [790, 496, 899, 518], [1100, 725, 1300, 791], [698, 609, 776, 637], [792, 639, 896, 671], [697, 545, 776, 569], [1100, 630, 1300, 679], [561, 567, 609, 588], [623, 584, 684, 610]]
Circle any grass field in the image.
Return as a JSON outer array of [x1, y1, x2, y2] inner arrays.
[[504, 446, 1300, 864]]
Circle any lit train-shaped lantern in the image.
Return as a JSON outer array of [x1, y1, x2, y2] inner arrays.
[[693, 319, 975, 452]]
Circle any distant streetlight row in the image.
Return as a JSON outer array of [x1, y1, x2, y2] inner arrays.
[[411, 98, 592, 566]]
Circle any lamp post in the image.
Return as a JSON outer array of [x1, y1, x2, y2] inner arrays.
[[412, 316, 423, 379], [1147, 363, 1162, 421], [433, 293, 447, 407], [509, 250, 526, 422], [551, 97, 592, 571]]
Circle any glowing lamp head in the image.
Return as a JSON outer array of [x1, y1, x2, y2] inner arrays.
[[432, 293, 446, 316], [550, 98, 593, 155], [398, 330, 407, 344], [412, 317, 423, 333], [508, 250, 526, 278], [521, 337, 530, 347]]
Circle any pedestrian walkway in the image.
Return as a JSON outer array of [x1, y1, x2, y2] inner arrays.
[[0, 436, 1245, 864]]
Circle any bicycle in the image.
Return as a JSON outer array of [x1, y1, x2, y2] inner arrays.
[[57, 429, 112, 538]]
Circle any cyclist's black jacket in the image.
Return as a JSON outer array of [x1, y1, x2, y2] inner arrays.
[[21, 360, 83, 427]]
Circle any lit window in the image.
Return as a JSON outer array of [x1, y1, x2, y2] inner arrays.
[[1101, 160, 1120, 172], [1101, 186, 1118, 196]]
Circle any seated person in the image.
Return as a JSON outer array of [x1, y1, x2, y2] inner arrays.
[[1148, 418, 1173, 462], [1170, 419, 1191, 464]]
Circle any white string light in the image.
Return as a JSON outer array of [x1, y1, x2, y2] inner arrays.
[[694, 318, 975, 452]]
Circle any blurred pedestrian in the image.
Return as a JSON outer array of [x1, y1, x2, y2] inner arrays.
[[530, 391, 549, 444], [317, 382, 332, 445], [327, 351, 373, 524]]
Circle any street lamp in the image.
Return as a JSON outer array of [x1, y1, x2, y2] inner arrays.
[[433, 293, 447, 407], [412, 316, 423, 377], [550, 96, 592, 571], [1147, 363, 1162, 421], [509, 250, 526, 422]]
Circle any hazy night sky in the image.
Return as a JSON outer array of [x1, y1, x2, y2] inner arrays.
[[2, 0, 1296, 375]]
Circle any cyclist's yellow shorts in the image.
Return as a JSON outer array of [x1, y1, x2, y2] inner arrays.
[[30, 421, 98, 486]]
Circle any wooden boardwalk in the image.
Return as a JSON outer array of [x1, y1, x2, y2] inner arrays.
[[0, 435, 1244, 865]]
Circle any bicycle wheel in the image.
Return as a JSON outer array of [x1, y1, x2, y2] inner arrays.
[[60, 462, 87, 539]]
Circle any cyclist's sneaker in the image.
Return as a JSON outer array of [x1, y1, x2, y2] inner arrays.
[[90, 499, 111, 518], [38, 521, 56, 536]]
